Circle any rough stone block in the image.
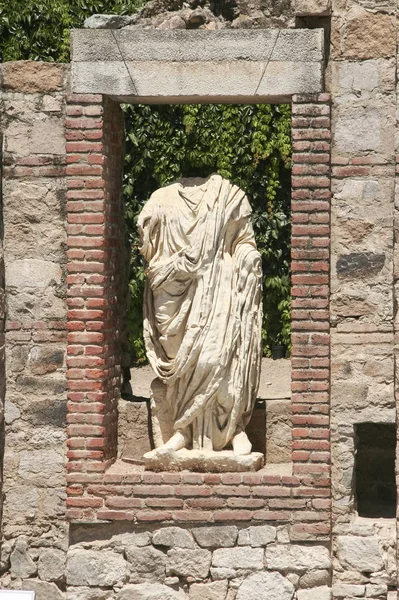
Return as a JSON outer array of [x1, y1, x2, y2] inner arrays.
[[66, 550, 128, 587], [336, 536, 384, 573], [116, 583, 182, 599], [0, 61, 67, 93], [18, 449, 64, 487], [153, 527, 196, 549], [38, 548, 66, 583], [22, 580, 65, 600], [236, 571, 295, 600], [125, 545, 166, 583], [189, 580, 228, 600], [5, 115, 65, 156], [10, 539, 37, 579], [294, 0, 330, 15], [297, 587, 331, 600], [332, 584, 365, 597], [212, 547, 264, 570], [166, 548, 211, 580], [331, 10, 395, 60], [266, 544, 331, 571], [248, 526, 276, 547], [333, 106, 394, 155], [6, 259, 62, 288], [118, 400, 152, 460], [192, 526, 238, 548]]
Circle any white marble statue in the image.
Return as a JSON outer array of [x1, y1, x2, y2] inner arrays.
[[137, 174, 262, 460]]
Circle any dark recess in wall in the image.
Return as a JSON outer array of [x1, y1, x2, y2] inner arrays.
[[354, 422, 397, 518]]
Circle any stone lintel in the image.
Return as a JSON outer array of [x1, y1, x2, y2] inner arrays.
[[71, 28, 324, 101], [144, 449, 265, 472]]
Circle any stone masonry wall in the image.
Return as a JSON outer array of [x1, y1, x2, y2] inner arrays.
[[0, 62, 69, 599], [1, 3, 399, 599], [325, 0, 399, 595]]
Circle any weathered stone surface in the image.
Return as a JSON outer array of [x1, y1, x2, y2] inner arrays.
[[299, 570, 330, 588], [84, 14, 134, 28], [5, 110, 65, 156], [144, 449, 264, 472], [248, 526, 276, 547], [117, 584, 182, 599], [118, 399, 152, 460], [294, 0, 330, 15], [266, 544, 331, 571], [125, 545, 166, 582], [157, 15, 187, 29], [192, 526, 238, 548], [38, 548, 66, 582], [212, 547, 264, 570], [22, 579, 65, 600], [332, 584, 365, 597], [210, 567, 236, 580], [336, 253, 385, 279], [153, 526, 196, 548], [71, 29, 324, 101], [189, 580, 228, 600], [0, 61, 66, 92], [18, 449, 64, 487], [336, 536, 384, 573], [66, 550, 128, 586], [166, 548, 211, 579], [10, 539, 37, 578], [297, 587, 331, 600], [72, 28, 324, 63], [332, 10, 395, 60], [66, 588, 111, 600], [236, 571, 295, 600], [6, 259, 62, 288], [29, 346, 65, 376]]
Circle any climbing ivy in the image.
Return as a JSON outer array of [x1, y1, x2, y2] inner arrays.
[[0, 0, 144, 63], [123, 103, 292, 362]]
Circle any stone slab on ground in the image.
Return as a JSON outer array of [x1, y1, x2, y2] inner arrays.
[[144, 449, 264, 472]]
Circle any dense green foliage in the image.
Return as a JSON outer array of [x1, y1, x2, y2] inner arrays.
[[124, 104, 292, 362], [0, 0, 144, 63]]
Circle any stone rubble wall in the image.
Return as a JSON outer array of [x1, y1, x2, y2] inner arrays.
[[66, 523, 331, 600], [325, 0, 399, 593], [0, 61, 69, 599]]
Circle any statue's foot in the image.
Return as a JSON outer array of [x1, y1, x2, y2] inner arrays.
[[145, 431, 187, 459], [232, 431, 252, 456]]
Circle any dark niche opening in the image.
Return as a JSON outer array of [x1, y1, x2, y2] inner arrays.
[[355, 423, 397, 518]]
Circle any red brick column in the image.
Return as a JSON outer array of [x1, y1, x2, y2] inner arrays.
[[66, 94, 126, 501], [290, 94, 331, 493]]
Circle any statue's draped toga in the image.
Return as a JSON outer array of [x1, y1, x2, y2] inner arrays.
[[137, 174, 262, 456]]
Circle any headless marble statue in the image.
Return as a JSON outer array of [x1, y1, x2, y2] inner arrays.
[[137, 174, 262, 462]]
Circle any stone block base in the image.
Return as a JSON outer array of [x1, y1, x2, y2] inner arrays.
[[143, 449, 264, 472]]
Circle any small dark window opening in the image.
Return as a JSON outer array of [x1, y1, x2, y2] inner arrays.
[[355, 423, 397, 518]]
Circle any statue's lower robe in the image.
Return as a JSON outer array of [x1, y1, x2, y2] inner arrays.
[[138, 174, 263, 451]]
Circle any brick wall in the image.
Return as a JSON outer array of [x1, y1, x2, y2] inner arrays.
[[65, 93, 332, 540], [65, 94, 127, 490]]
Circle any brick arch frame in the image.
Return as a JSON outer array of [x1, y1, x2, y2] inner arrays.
[[65, 86, 331, 538]]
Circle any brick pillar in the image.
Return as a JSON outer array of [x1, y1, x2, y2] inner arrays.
[[290, 94, 331, 495], [66, 95, 126, 509]]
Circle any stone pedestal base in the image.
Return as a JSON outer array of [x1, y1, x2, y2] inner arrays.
[[143, 448, 264, 472]]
